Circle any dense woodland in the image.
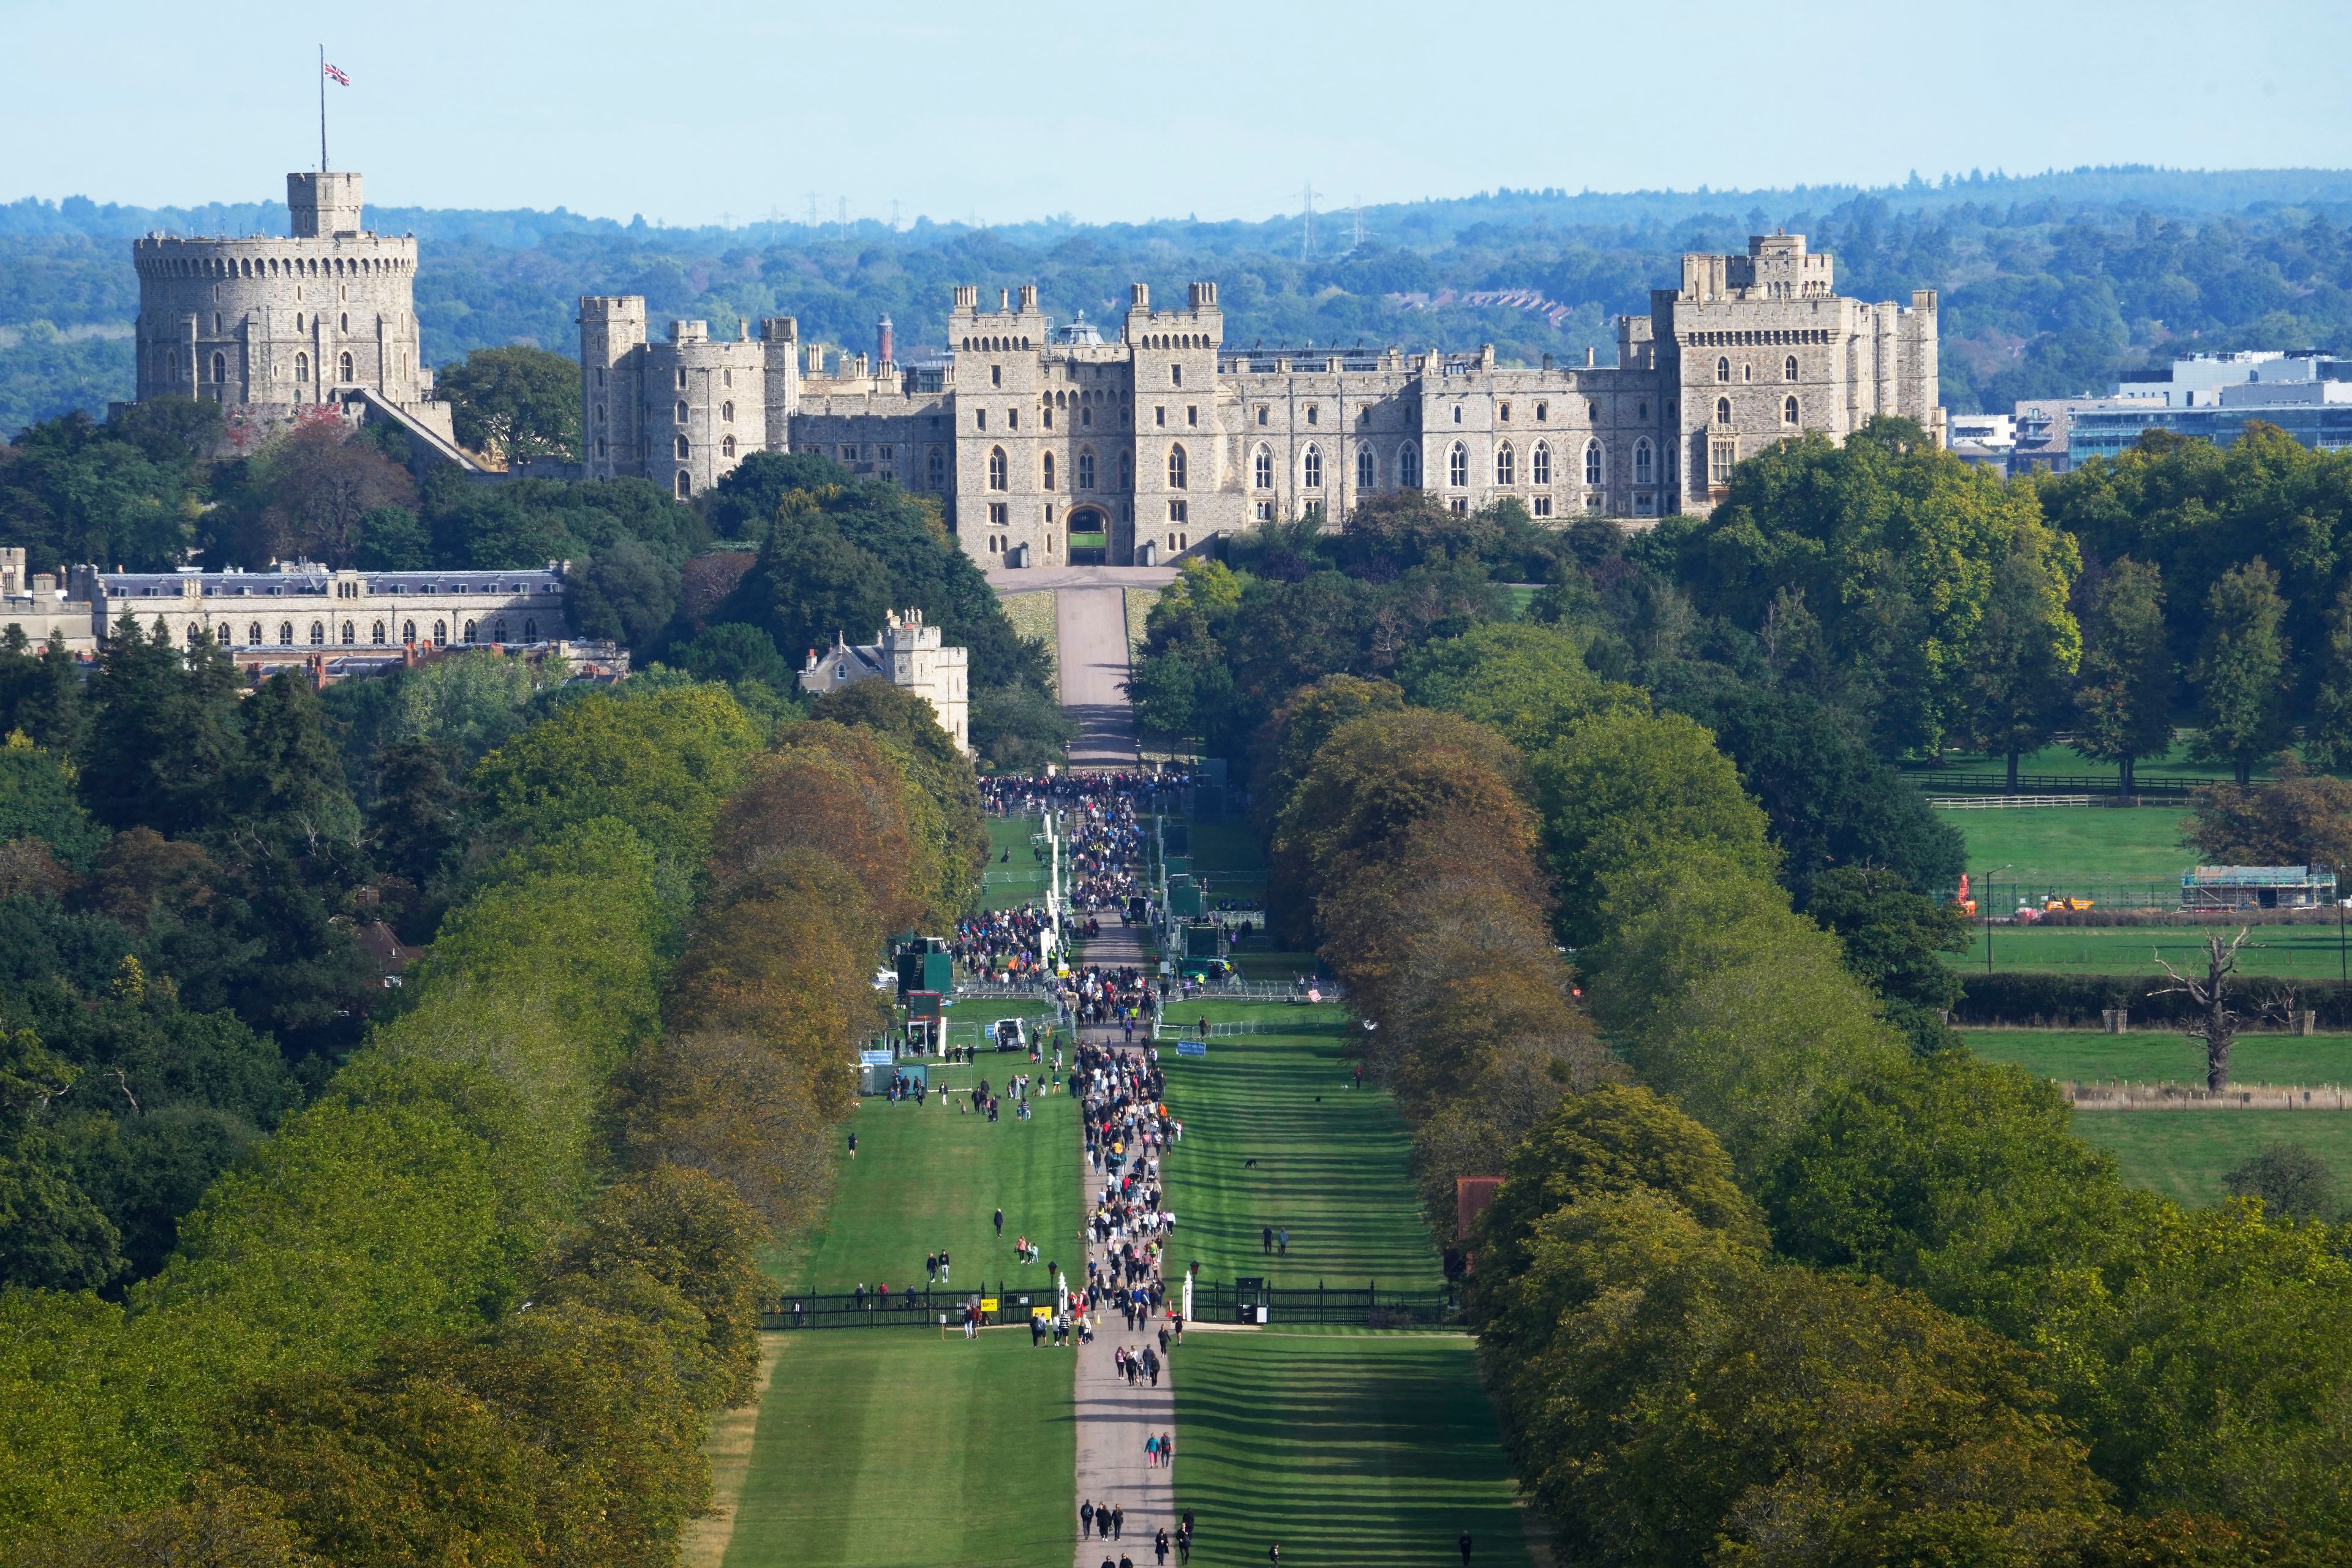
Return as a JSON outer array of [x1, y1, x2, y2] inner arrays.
[[10, 167, 2352, 435]]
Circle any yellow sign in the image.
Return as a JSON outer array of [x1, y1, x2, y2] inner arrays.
[[1032, 1305, 1053, 1318], [981, 1298, 999, 1313]]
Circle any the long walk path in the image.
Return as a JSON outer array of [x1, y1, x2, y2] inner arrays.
[[1069, 918, 1178, 1566], [1056, 585, 1140, 766]]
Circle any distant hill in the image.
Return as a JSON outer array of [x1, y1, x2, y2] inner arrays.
[[8, 165, 2352, 439]]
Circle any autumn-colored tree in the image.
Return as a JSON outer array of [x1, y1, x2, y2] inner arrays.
[[609, 1030, 835, 1237]]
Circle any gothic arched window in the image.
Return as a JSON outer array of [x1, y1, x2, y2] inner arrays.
[[988, 447, 1008, 491], [674, 435, 690, 459], [1253, 446, 1272, 489], [246, 622, 261, 645], [1400, 443, 1420, 487], [372, 620, 385, 644], [721, 435, 736, 458], [294, 352, 309, 383], [1494, 442, 1514, 486], [1634, 438, 1654, 484], [1167, 445, 1188, 489], [1532, 442, 1551, 486], [1585, 439, 1604, 486], [1716, 356, 1730, 383], [308, 621, 325, 646], [277, 622, 294, 646], [1078, 448, 1096, 490], [675, 471, 691, 499], [1302, 445, 1322, 489], [1447, 442, 1468, 488], [341, 621, 355, 645], [211, 352, 227, 384], [1042, 452, 1056, 491], [402, 619, 417, 644], [1784, 355, 1799, 382], [1716, 397, 1733, 426], [1356, 444, 1375, 489], [1784, 395, 1801, 426], [337, 352, 353, 382]]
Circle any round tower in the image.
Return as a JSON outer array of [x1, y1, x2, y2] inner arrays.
[[131, 170, 427, 418]]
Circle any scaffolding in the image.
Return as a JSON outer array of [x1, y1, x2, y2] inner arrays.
[[2180, 865, 2339, 913]]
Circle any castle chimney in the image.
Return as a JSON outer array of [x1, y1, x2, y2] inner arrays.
[[877, 315, 894, 366], [1000, 288, 1011, 311]]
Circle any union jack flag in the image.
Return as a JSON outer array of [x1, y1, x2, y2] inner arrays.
[[323, 61, 350, 85]]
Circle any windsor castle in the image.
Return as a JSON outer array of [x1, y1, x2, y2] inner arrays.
[[126, 168, 1943, 572]]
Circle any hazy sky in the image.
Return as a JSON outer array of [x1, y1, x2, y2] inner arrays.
[[7, 0, 2345, 227]]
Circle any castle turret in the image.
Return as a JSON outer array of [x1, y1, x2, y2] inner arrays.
[[287, 172, 365, 238]]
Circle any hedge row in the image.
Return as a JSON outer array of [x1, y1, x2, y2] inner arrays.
[[1954, 971, 2352, 1028]]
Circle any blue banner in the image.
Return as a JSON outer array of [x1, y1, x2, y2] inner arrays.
[[1176, 1039, 1207, 1057]]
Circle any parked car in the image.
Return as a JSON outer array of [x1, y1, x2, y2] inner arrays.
[[990, 1017, 1028, 1053]]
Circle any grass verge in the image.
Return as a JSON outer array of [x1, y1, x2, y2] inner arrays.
[[1954, 922, 2352, 977], [1966, 1028, 2352, 1086], [2068, 1112, 2352, 1208], [722, 1332, 1074, 1568], [1173, 1329, 1532, 1568], [1161, 1001, 1444, 1292], [761, 1082, 1080, 1294]]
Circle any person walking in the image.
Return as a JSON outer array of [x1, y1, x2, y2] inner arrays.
[[847, 1129, 857, 1160], [994, 1206, 1005, 1237], [940, 1248, 951, 1285], [1155, 1527, 1171, 1565], [1112, 1504, 1125, 1540], [1145, 1433, 1159, 1468], [1459, 1529, 1474, 1564], [925, 1251, 937, 1284], [1261, 1225, 1273, 1255], [1160, 1431, 1174, 1471], [1267, 1545, 1280, 1564], [1277, 1226, 1288, 1256], [1082, 1500, 1095, 1539]]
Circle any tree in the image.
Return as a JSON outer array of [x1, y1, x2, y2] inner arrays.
[[565, 536, 680, 649], [1966, 546, 2081, 792], [2074, 557, 2176, 793], [698, 450, 853, 540], [435, 345, 582, 466], [2152, 928, 2255, 1090], [0, 734, 106, 868], [1803, 863, 1975, 1050], [2306, 582, 2352, 772], [2185, 764, 2352, 871], [726, 510, 892, 669], [246, 423, 417, 568], [2190, 557, 2291, 786], [2223, 1142, 2336, 1223], [1530, 709, 1777, 948], [365, 739, 465, 894], [1395, 620, 1642, 753]]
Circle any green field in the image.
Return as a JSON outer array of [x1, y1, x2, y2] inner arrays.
[[1181, 820, 1270, 904], [1162, 1001, 1446, 1292], [1912, 737, 2269, 783], [1967, 1028, 2352, 1086], [1936, 802, 2193, 888], [762, 1082, 1082, 1294], [2067, 1113, 2352, 1207], [1956, 921, 2352, 977], [982, 815, 1054, 910], [1174, 1329, 1534, 1568], [721, 1332, 1073, 1568]]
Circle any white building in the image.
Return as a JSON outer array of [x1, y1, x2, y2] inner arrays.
[[797, 608, 970, 753]]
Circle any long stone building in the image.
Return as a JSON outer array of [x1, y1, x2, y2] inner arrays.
[[581, 233, 1941, 567], [130, 170, 477, 466]]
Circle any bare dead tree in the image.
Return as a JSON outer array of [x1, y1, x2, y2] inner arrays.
[[2152, 928, 2256, 1091]]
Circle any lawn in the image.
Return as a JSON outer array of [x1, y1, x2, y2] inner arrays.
[[721, 1331, 1074, 1568], [2067, 1112, 2352, 1207], [761, 1081, 1082, 1295], [1955, 922, 2352, 978], [982, 815, 1054, 911], [1966, 1028, 2352, 1086], [998, 590, 1059, 698], [1907, 737, 2274, 782], [1161, 1001, 1446, 1292], [1174, 1329, 1534, 1568], [1936, 802, 2193, 891]]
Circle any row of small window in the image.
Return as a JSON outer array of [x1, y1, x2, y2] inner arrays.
[[666, 436, 742, 459], [1692, 329, 1830, 348], [156, 617, 537, 648], [976, 403, 1130, 431], [1716, 355, 1805, 384], [978, 437, 1676, 494], [153, 254, 395, 280], [162, 350, 357, 385]]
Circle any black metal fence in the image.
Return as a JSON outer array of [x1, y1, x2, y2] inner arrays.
[[758, 1281, 1464, 1330], [1192, 1282, 1463, 1328], [761, 1283, 1058, 1330]]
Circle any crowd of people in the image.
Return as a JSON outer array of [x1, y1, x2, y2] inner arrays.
[[950, 902, 1055, 984]]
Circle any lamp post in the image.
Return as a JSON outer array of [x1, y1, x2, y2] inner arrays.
[[1986, 864, 2013, 975]]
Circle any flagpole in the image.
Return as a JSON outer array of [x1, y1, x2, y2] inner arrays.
[[318, 43, 328, 172]]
